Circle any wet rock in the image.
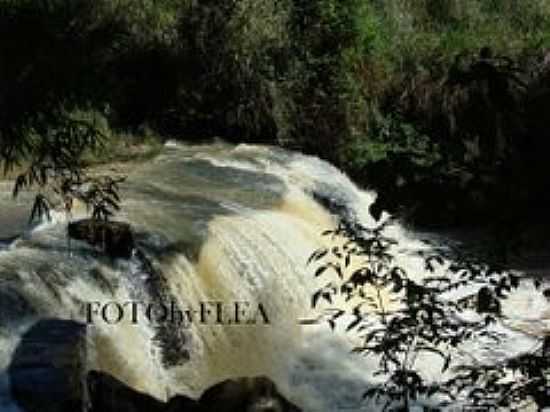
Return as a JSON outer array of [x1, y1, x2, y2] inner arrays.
[[85, 372, 301, 412], [8, 319, 87, 412], [199, 376, 302, 412], [11, 340, 301, 412], [87, 371, 169, 412], [86, 371, 202, 412], [165, 395, 202, 411], [68, 219, 134, 258]]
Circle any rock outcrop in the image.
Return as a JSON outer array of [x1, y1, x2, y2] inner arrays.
[[86, 372, 301, 412], [164, 395, 203, 412], [7, 320, 302, 412], [87, 371, 199, 412], [68, 219, 134, 258]]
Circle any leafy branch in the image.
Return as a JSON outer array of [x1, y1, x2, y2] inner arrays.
[[5, 113, 124, 223], [308, 217, 546, 410]]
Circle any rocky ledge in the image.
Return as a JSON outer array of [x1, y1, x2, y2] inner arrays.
[[88, 372, 302, 412], [8, 319, 302, 412]]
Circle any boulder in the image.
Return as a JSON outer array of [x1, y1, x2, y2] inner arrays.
[[165, 395, 202, 412], [87, 371, 167, 412], [8, 319, 88, 412], [68, 219, 134, 259], [85, 372, 301, 412], [7, 322, 301, 412], [199, 376, 302, 412], [87, 371, 200, 412]]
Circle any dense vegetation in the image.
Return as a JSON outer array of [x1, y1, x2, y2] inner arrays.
[[1, 0, 550, 230]]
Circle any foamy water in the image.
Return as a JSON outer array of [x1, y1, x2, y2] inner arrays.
[[0, 142, 547, 411]]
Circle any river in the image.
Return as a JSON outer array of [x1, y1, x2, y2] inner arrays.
[[0, 142, 548, 411]]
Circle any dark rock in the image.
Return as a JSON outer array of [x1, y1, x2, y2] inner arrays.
[[87, 371, 200, 412], [132, 248, 191, 367], [68, 219, 134, 258], [7, 322, 300, 412], [165, 395, 202, 412], [86, 372, 302, 412], [87, 371, 166, 412], [199, 376, 302, 412], [8, 319, 88, 412]]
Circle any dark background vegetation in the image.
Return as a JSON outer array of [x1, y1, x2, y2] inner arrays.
[[1, 0, 550, 236]]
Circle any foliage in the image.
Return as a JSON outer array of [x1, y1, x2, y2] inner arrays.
[[1, 0, 548, 150], [355, 0, 550, 71], [169, 0, 291, 141], [2, 111, 124, 223], [446, 338, 550, 409], [341, 113, 440, 170], [287, 0, 373, 152], [308, 217, 549, 410], [2, 0, 550, 229]]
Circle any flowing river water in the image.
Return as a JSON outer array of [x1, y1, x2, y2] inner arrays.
[[0, 142, 549, 411]]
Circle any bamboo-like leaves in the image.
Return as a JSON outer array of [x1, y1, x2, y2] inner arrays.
[[307, 217, 547, 409], [7, 113, 121, 223]]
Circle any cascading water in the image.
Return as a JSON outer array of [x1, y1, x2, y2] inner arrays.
[[0, 142, 548, 411]]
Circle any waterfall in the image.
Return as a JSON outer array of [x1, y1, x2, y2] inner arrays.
[[0, 142, 548, 411]]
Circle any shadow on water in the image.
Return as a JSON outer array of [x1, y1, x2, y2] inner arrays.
[[0, 236, 19, 248], [0, 288, 37, 333]]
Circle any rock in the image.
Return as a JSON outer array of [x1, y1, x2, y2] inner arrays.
[[85, 372, 301, 412], [68, 219, 134, 259], [87, 371, 201, 412], [8, 319, 88, 412], [165, 395, 202, 411], [199, 376, 302, 412], [87, 371, 167, 412], [7, 323, 299, 412]]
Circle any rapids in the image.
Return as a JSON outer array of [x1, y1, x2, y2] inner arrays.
[[0, 142, 548, 411]]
